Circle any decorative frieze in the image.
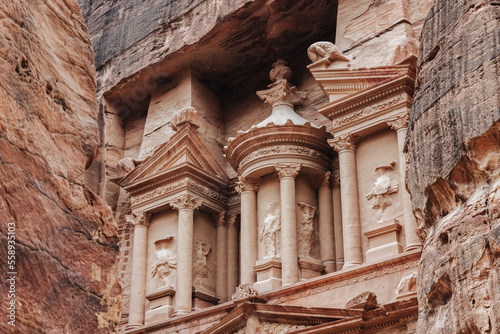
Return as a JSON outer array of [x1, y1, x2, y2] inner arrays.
[[331, 94, 405, 128], [239, 145, 330, 170], [275, 163, 301, 180], [168, 194, 203, 211]]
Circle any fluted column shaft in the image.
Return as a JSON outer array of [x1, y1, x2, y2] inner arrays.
[[330, 134, 362, 267], [387, 115, 422, 251], [170, 195, 203, 315], [214, 212, 228, 302], [236, 177, 261, 285], [317, 172, 336, 273], [227, 213, 239, 297], [126, 211, 151, 328], [276, 164, 301, 285]]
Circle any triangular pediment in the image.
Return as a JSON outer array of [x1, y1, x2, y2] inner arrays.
[[117, 124, 229, 188]]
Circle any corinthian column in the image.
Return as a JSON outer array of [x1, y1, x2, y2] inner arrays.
[[329, 134, 362, 267], [126, 211, 151, 329], [332, 171, 344, 270], [226, 213, 239, 297], [275, 163, 301, 285], [387, 114, 422, 251], [316, 171, 336, 273], [235, 177, 262, 285], [214, 212, 228, 302], [169, 194, 203, 315]]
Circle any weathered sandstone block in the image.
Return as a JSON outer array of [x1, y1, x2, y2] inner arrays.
[[406, 0, 500, 332], [0, 0, 120, 332]]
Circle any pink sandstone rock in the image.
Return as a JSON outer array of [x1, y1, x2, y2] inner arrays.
[[0, 0, 121, 332]]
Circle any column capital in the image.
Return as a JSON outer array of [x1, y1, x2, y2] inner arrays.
[[169, 194, 203, 211], [226, 213, 240, 228], [329, 133, 358, 153], [332, 171, 341, 188], [386, 113, 409, 131], [126, 210, 152, 227], [313, 171, 332, 189], [275, 163, 301, 180], [235, 176, 262, 194], [213, 211, 227, 228]]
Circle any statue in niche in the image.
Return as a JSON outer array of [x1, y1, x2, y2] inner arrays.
[[366, 161, 399, 221], [193, 239, 211, 287], [297, 202, 317, 257], [151, 236, 177, 288], [259, 202, 281, 259]]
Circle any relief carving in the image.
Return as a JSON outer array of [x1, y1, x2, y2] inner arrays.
[[239, 145, 329, 169], [275, 163, 301, 180], [232, 283, 259, 301], [307, 41, 348, 63], [260, 203, 281, 259], [330, 133, 358, 152], [193, 240, 211, 287], [366, 161, 399, 221], [346, 291, 380, 311], [396, 271, 417, 297], [151, 236, 177, 288], [297, 202, 317, 257]]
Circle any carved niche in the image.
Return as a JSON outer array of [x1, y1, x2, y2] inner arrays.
[[260, 202, 281, 259], [365, 161, 399, 222], [151, 236, 177, 288], [193, 239, 211, 287], [297, 202, 317, 258]]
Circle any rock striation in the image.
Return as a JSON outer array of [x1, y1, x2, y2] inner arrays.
[[0, 0, 120, 332], [406, 0, 500, 332]]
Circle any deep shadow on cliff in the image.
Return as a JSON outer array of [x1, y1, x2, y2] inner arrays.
[[0, 0, 120, 332]]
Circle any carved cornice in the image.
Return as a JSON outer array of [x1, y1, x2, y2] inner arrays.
[[386, 112, 410, 131], [213, 211, 226, 228], [275, 163, 301, 180], [329, 133, 358, 152], [126, 210, 152, 227], [227, 213, 239, 228], [235, 177, 262, 194], [169, 194, 203, 211]]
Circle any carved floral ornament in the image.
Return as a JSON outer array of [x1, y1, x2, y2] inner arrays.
[[330, 133, 359, 152], [235, 176, 262, 193], [126, 210, 152, 227], [275, 163, 301, 179], [226, 213, 239, 227], [213, 211, 226, 228], [168, 194, 203, 211], [386, 112, 410, 131]]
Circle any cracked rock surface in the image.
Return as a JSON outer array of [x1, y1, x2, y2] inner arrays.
[[406, 0, 500, 332], [0, 0, 120, 332]]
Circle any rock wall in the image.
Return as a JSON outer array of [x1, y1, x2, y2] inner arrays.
[[406, 0, 500, 332], [0, 0, 120, 332]]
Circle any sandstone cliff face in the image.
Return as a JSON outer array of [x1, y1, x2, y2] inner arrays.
[[406, 0, 500, 332], [0, 0, 120, 332]]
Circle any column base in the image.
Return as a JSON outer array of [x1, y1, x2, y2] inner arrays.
[[322, 259, 336, 274], [336, 258, 344, 271], [125, 323, 142, 330], [145, 287, 176, 324], [192, 287, 219, 310], [298, 257, 325, 280], [343, 261, 362, 269], [364, 219, 402, 263], [404, 244, 422, 252], [254, 258, 282, 293]]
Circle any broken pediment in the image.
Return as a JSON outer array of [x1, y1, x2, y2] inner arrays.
[[114, 108, 229, 190]]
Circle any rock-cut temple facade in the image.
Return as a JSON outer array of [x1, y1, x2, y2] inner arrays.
[[75, 0, 500, 333]]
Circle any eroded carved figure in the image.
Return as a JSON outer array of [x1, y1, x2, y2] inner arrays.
[[366, 161, 399, 221], [193, 240, 211, 286], [235, 315, 307, 334], [395, 271, 417, 297], [232, 283, 259, 301], [307, 41, 348, 63], [151, 236, 177, 288], [260, 203, 281, 259], [297, 202, 317, 257]]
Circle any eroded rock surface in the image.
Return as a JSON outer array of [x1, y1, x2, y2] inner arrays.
[[0, 0, 120, 332], [406, 0, 500, 332]]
